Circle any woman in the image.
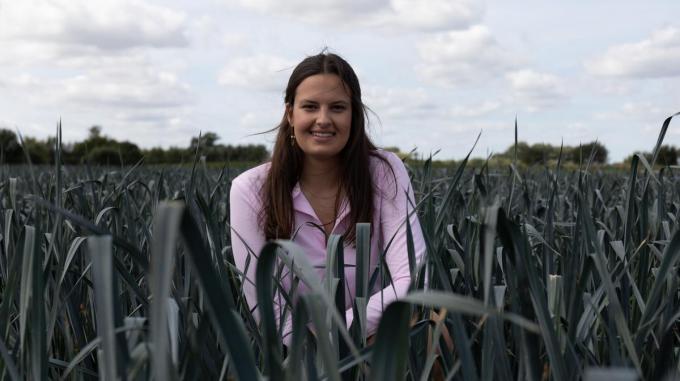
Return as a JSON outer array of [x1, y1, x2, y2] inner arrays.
[[229, 52, 426, 344]]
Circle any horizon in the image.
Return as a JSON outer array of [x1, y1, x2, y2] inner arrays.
[[5, 123, 674, 165]]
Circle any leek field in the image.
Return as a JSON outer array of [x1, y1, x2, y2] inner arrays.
[[0, 115, 679, 380]]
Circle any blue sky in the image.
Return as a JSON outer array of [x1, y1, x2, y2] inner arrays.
[[0, 0, 678, 162]]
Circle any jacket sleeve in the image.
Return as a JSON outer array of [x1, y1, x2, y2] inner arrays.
[[345, 151, 426, 336], [229, 174, 266, 321]]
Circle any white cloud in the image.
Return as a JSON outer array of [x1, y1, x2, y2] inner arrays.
[[506, 69, 567, 111], [0, 0, 188, 51], [585, 26, 680, 78], [236, 110, 282, 148], [448, 101, 501, 118], [0, 73, 42, 89], [621, 101, 666, 117], [182, 15, 243, 51], [218, 55, 297, 92], [225, 0, 481, 31], [591, 80, 633, 96], [222, 33, 249, 50], [363, 86, 435, 120], [240, 110, 281, 129], [416, 25, 518, 86], [1, 62, 188, 108], [563, 122, 591, 141], [594, 101, 673, 123], [0, 0, 189, 70], [506, 70, 565, 96], [59, 67, 191, 109], [228, 0, 385, 20], [371, 0, 483, 31], [0, 60, 193, 136]]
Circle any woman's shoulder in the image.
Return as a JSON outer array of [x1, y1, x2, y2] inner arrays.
[[370, 149, 404, 174], [370, 149, 404, 170], [370, 149, 409, 189], [231, 161, 271, 194]]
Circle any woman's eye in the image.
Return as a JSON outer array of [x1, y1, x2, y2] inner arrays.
[[332, 105, 346, 111], [302, 104, 316, 110]]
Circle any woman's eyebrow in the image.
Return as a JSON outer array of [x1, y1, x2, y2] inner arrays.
[[299, 99, 350, 105]]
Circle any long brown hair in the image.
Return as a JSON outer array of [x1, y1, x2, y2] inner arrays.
[[260, 52, 391, 244]]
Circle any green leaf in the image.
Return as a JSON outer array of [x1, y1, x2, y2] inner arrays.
[[19, 226, 35, 357], [88, 235, 118, 381], [636, 227, 680, 347], [149, 202, 184, 381], [355, 222, 371, 299], [370, 302, 411, 381], [583, 367, 637, 381], [179, 208, 260, 381], [0, 332, 20, 380], [402, 291, 539, 333]]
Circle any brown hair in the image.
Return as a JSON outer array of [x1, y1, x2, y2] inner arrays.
[[259, 51, 391, 244]]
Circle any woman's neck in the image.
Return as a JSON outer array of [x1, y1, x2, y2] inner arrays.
[[300, 156, 341, 192]]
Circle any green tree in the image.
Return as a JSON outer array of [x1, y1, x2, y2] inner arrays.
[[118, 141, 143, 165], [0, 129, 22, 163], [70, 126, 118, 163], [190, 132, 220, 149], [87, 146, 122, 165], [656, 145, 678, 166], [67, 126, 144, 165], [21, 137, 51, 164], [144, 147, 167, 164], [573, 141, 608, 164], [504, 142, 553, 165], [502, 141, 608, 165], [164, 147, 187, 164], [625, 146, 678, 167]]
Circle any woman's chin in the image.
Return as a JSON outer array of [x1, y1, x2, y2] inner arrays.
[[302, 149, 343, 162]]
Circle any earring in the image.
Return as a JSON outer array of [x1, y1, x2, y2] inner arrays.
[[290, 130, 296, 147]]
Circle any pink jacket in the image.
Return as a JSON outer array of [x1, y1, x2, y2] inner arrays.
[[229, 150, 426, 342]]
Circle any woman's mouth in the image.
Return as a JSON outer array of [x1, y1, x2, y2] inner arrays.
[[311, 131, 335, 137]]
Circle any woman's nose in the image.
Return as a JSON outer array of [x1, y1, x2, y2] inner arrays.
[[316, 107, 331, 126]]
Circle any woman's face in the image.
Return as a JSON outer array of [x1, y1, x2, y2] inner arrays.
[[287, 74, 352, 162]]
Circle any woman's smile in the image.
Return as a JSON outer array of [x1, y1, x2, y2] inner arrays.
[[310, 130, 337, 141]]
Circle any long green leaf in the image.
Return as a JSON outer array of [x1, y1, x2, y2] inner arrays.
[[149, 202, 184, 381], [179, 209, 259, 381], [370, 302, 411, 381], [88, 235, 118, 381]]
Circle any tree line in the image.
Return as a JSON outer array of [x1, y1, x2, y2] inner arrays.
[[1, 126, 677, 166], [482, 141, 677, 166], [0, 127, 269, 165]]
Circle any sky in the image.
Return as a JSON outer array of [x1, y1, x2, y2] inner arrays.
[[0, 0, 679, 163]]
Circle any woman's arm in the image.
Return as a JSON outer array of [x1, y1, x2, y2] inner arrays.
[[345, 151, 426, 336], [230, 171, 295, 344], [229, 174, 265, 320]]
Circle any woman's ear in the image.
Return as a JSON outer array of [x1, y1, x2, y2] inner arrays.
[[285, 103, 293, 126]]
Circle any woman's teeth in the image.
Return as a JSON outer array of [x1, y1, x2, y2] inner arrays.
[[312, 132, 334, 137]]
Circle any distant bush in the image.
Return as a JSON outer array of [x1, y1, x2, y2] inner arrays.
[[497, 141, 608, 166], [623, 145, 678, 166], [87, 146, 123, 165]]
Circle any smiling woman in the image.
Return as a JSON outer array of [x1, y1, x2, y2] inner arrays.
[[229, 51, 426, 345]]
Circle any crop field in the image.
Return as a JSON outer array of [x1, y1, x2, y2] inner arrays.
[[0, 116, 679, 380]]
